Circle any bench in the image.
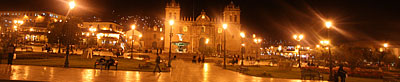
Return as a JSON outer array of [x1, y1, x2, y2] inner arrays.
[[106, 60, 118, 70], [94, 60, 107, 70], [237, 66, 249, 73], [94, 60, 118, 70], [301, 69, 323, 80]]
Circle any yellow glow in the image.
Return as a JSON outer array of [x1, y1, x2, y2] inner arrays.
[[293, 35, 297, 40], [316, 45, 320, 48], [299, 35, 304, 40], [139, 34, 142, 38], [257, 39, 262, 43], [161, 37, 164, 40], [253, 34, 256, 38], [89, 27, 96, 32], [320, 40, 330, 45], [69, 1, 76, 9], [205, 38, 209, 44], [29, 28, 33, 31], [13, 20, 17, 24], [169, 20, 174, 25], [241, 43, 245, 46], [240, 32, 245, 38], [222, 24, 228, 29], [383, 43, 389, 48], [131, 25, 136, 30], [270, 46, 274, 49], [325, 21, 332, 28], [253, 39, 258, 43], [201, 15, 205, 19], [297, 45, 301, 48], [37, 15, 42, 19], [278, 46, 282, 51], [379, 48, 383, 52], [54, 19, 58, 22], [13, 26, 17, 29], [325, 47, 329, 50]]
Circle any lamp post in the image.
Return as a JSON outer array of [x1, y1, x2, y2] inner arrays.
[[254, 38, 261, 61], [240, 32, 245, 66], [380, 43, 389, 69], [324, 21, 334, 81], [223, 24, 227, 68], [204, 38, 209, 63], [13, 20, 23, 46], [64, 0, 75, 68], [130, 25, 135, 59], [168, 20, 174, 67], [293, 34, 304, 68]]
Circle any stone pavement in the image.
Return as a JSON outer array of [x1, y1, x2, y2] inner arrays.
[[0, 60, 325, 82]]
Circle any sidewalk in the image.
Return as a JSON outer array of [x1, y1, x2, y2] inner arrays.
[[0, 60, 322, 82]]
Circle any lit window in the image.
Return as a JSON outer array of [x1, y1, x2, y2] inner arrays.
[[153, 27, 157, 31], [160, 28, 163, 32], [218, 28, 222, 33], [183, 26, 188, 32], [202, 26, 206, 32]]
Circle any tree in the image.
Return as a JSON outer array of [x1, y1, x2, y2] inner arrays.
[[48, 17, 82, 67]]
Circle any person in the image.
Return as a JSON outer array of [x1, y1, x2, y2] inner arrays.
[[87, 48, 93, 59], [99, 56, 106, 64], [7, 44, 15, 65], [338, 65, 347, 82], [153, 53, 162, 73], [173, 55, 176, 59], [192, 56, 197, 63], [106, 57, 115, 70], [198, 57, 202, 63]]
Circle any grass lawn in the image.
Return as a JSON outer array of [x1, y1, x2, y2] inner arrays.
[[1, 52, 169, 72], [224, 65, 382, 82]]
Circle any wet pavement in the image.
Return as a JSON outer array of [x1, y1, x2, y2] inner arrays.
[[0, 60, 324, 82]]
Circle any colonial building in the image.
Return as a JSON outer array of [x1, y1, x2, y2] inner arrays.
[[80, 21, 124, 48], [164, 0, 242, 55], [0, 11, 66, 43]]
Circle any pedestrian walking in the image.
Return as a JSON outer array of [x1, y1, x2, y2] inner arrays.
[[338, 65, 347, 82], [192, 56, 197, 63], [198, 57, 202, 63], [153, 53, 162, 73], [7, 44, 15, 65]]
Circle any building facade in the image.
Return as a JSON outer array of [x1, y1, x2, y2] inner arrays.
[[80, 22, 124, 48], [0, 11, 66, 43], [164, 0, 242, 55]]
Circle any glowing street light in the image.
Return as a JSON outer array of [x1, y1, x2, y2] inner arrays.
[[293, 34, 304, 68], [240, 32, 245, 38], [222, 24, 228, 29], [168, 20, 174, 67], [205, 38, 209, 44], [131, 25, 136, 30], [222, 23, 228, 68], [69, 1, 76, 9], [383, 43, 389, 48], [293, 34, 304, 41], [161, 37, 164, 40], [325, 21, 332, 29]]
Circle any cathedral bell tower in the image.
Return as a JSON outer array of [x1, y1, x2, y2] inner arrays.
[[164, 0, 181, 52], [223, 1, 242, 54]]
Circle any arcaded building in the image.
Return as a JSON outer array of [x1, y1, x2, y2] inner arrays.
[[164, 0, 242, 55]]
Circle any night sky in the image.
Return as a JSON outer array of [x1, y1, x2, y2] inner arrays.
[[1, 0, 400, 44]]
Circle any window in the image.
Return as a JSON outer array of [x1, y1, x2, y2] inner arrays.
[[218, 28, 222, 33], [169, 12, 172, 19], [160, 28, 163, 32], [234, 15, 237, 22], [183, 26, 188, 32], [230, 15, 233, 22], [173, 12, 176, 19], [154, 27, 158, 31], [202, 26, 206, 32]]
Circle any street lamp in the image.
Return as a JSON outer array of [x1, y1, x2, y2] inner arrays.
[[130, 25, 135, 59], [168, 20, 174, 67], [293, 34, 304, 68], [223, 24, 227, 68], [380, 43, 389, 69], [69, 1, 76, 9], [240, 32, 245, 66], [324, 21, 334, 81], [204, 38, 209, 63]]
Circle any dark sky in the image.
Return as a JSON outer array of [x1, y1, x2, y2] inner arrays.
[[2, 0, 400, 44]]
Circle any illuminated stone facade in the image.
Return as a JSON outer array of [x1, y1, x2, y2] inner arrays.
[[164, 0, 242, 55]]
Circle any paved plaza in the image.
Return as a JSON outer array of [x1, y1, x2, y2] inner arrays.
[[0, 60, 324, 82]]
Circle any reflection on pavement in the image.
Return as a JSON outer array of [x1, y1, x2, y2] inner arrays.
[[0, 60, 325, 82]]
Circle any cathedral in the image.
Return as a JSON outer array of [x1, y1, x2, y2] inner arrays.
[[164, 0, 242, 55]]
